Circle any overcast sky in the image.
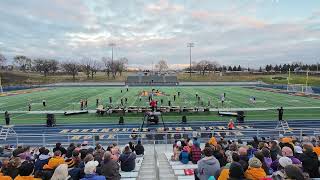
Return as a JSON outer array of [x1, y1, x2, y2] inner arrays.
[[0, 0, 319, 69]]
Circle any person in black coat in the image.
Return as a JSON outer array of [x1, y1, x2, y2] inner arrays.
[[135, 140, 145, 155], [53, 143, 67, 156], [300, 144, 320, 178]]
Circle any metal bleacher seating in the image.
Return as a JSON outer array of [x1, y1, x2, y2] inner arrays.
[[126, 74, 178, 86]]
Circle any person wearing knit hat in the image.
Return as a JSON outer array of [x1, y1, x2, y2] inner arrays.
[[209, 137, 217, 146], [271, 157, 292, 180], [229, 162, 245, 180], [82, 161, 105, 180], [50, 164, 71, 180], [270, 146, 301, 172], [244, 157, 267, 180], [278, 157, 292, 168]]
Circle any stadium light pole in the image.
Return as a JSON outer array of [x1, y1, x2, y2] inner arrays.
[[109, 43, 116, 77], [187, 43, 194, 77]]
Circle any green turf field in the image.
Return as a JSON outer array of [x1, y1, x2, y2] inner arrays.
[[1, 86, 320, 124]]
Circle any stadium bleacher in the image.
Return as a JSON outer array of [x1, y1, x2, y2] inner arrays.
[[126, 74, 178, 86]]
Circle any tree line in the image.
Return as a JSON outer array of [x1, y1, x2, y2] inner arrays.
[[0, 53, 128, 80], [262, 63, 319, 72]]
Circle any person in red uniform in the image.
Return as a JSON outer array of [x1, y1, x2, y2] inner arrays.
[[150, 100, 157, 112], [228, 119, 235, 130]]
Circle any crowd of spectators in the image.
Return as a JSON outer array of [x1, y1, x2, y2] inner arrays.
[[171, 135, 320, 180], [0, 140, 145, 180]]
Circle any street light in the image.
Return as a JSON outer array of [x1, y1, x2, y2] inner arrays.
[[187, 43, 194, 77]]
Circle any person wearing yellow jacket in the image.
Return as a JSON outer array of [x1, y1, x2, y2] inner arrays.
[[245, 157, 267, 180], [43, 150, 65, 170]]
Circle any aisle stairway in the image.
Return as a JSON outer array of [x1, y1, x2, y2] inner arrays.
[[157, 151, 176, 180], [137, 148, 157, 180]]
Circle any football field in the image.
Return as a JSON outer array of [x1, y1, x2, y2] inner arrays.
[[1, 86, 320, 125]]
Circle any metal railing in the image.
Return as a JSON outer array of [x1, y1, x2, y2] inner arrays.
[[2, 127, 320, 148]]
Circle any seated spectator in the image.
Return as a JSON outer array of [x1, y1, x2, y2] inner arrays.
[[128, 142, 135, 153], [294, 145, 303, 160], [270, 146, 301, 171], [4, 157, 21, 179], [119, 145, 136, 172], [66, 143, 76, 158], [195, 147, 220, 180], [225, 143, 238, 163], [179, 146, 190, 164], [213, 144, 227, 167], [100, 151, 121, 180], [270, 140, 281, 161], [0, 159, 12, 180], [34, 148, 50, 171], [217, 153, 240, 180], [228, 162, 245, 180], [17, 146, 34, 161], [272, 157, 292, 180], [110, 143, 120, 161], [299, 143, 320, 178], [244, 157, 267, 180], [209, 137, 218, 147], [254, 151, 272, 175], [43, 150, 64, 170], [185, 140, 193, 153], [79, 154, 94, 169], [171, 141, 182, 161], [65, 157, 81, 180], [191, 141, 202, 164], [15, 160, 41, 180], [0, 146, 12, 158], [51, 164, 71, 180], [284, 164, 308, 180], [81, 161, 105, 180], [261, 148, 272, 169], [313, 143, 320, 156], [135, 140, 144, 155], [53, 143, 67, 156]]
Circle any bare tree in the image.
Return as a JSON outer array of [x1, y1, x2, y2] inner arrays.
[[197, 60, 211, 75], [208, 61, 220, 74], [14, 55, 32, 71], [81, 58, 92, 78], [90, 60, 101, 79], [62, 61, 80, 81], [156, 60, 168, 73], [102, 57, 112, 78], [115, 57, 128, 76], [33, 59, 59, 77], [0, 53, 7, 67]]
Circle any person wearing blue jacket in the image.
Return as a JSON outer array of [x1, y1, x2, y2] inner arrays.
[[179, 146, 190, 164]]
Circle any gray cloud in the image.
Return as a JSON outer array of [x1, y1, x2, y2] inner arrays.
[[0, 0, 319, 68]]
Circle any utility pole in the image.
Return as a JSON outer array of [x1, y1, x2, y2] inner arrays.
[[187, 43, 194, 77], [109, 43, 116, 78]]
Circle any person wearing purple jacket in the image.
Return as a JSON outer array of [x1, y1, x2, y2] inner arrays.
[[271, 146, 301, 171]]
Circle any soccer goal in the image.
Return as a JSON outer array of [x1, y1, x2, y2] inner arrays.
[[287, 84, 314, 94]]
